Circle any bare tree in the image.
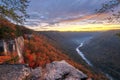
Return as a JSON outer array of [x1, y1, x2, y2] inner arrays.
[[96, 0, 120, 23], [0, 0, 29, 24]]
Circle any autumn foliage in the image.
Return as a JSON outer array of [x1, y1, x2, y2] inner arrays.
[[0, 56, 11, 63], [23, 34, 108, 80], [23, 35, 70, 68], [0, 19, 108, 80]]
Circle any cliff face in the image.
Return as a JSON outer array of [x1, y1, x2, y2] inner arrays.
[[0, 36, 24, 54], [0, 61, 88, 80], [15, 36, 24, 63], [0, 36, 24, 63]]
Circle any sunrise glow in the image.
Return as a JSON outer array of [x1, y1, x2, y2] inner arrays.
[[28, 24, 120, 32]]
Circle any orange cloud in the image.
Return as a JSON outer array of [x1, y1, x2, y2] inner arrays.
[[60, 13, 109, 23]]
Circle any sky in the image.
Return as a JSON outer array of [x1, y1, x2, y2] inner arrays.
[[25, 0, 120, 31]]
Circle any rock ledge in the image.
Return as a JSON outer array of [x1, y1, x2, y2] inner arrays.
[[0, 60, 88, 80]]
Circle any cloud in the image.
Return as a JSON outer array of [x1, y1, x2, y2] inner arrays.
[[59, 13, 109, 23], [26, 0, 116, 28], [28, 0, 110, 20]]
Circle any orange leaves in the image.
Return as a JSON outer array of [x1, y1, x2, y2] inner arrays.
[[22, 34, 107, 80], [0, 56, 11, 63], [23, 35, 62, 68], [27, 53, 34, 62], [23, 35, 75, 68]]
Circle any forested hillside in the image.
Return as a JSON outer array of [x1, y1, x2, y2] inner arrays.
[[81, 30, 120, 80], [0, 19, 108, 80]]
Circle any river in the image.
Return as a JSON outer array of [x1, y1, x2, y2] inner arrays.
[[75, 37, 114, 80], [76, 42, 93, 66]]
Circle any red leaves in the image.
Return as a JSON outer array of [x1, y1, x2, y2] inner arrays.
[[23, 35, 72, 68]]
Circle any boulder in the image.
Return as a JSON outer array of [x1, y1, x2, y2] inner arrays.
[[0, 61, 88, 80], [44, 60, 88, 80], [0, 64, 31, 80], [27, 67, 42, 80]]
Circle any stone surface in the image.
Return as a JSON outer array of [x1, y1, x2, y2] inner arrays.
[[28, 67, 42, 80], [0, 64, 31, 80], [0, 61, 88, 80], [44, 60, 88, 80]]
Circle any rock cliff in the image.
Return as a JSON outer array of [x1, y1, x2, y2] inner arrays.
[[44, 60, 87, 80], [0, 60, 88, 80], [0, 36, 24, 56]]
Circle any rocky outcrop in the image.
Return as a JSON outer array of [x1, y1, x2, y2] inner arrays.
[[0, 36, 24, 63], [0, 64, 42, 80], [15, 36, 24, 63], [0, 64, 31, 80], [0, 61, 88, 80], [0, 36, 24, 56], [44, 60, 88, 80]]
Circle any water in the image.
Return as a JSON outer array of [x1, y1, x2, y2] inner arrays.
[[75, 36, 114, 80], [76, 42, 93, 66], [105, 73, 114, 80]]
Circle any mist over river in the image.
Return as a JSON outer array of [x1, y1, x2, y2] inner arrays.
[[71, 33, 114, 80], [40, 31, 118, 80]]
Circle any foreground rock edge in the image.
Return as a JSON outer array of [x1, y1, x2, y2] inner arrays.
[[0, 60, 90, 80]]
